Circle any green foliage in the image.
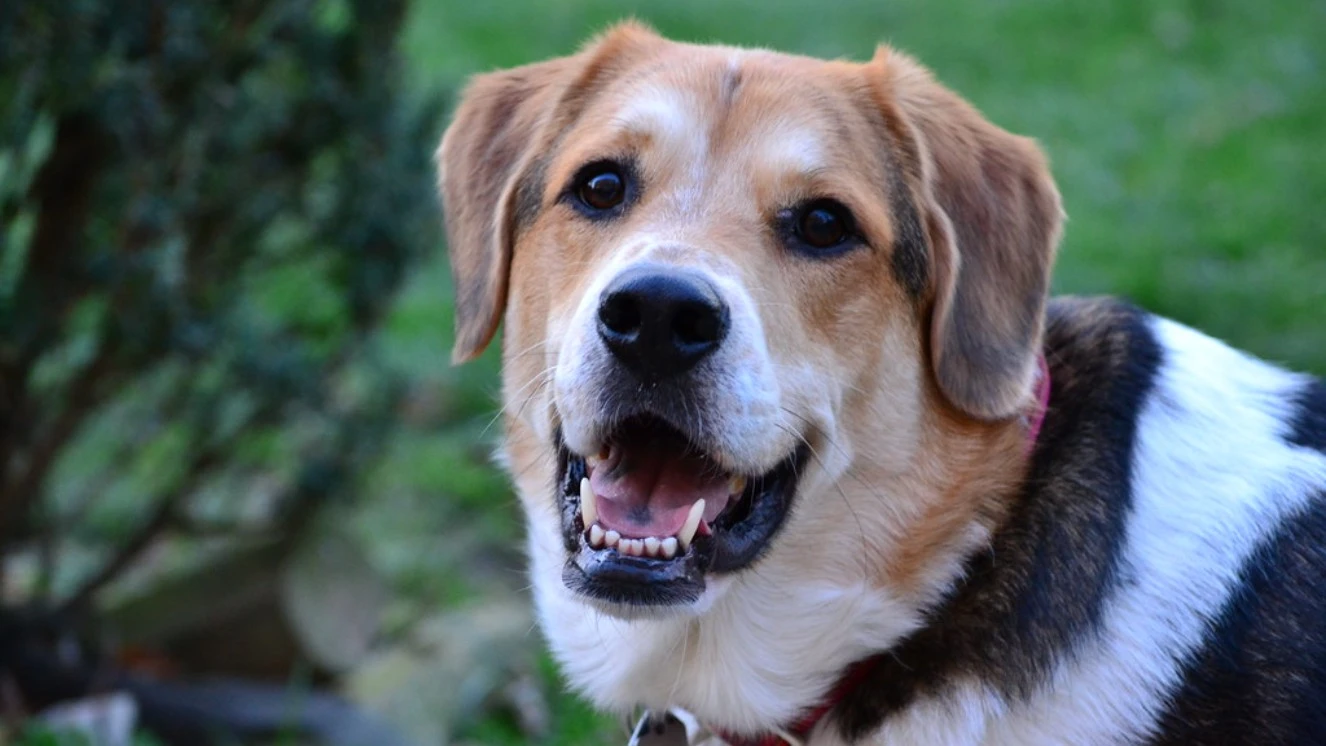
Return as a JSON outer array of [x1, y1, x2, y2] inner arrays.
[[0, 0, 439, 603]]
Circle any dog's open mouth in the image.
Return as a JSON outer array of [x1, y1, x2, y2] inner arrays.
[[558, 415, 808, 606]]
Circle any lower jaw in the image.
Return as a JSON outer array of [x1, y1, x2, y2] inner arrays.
[[562, 537, 714, 608]]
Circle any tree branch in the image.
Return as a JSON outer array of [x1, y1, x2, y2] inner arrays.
[[0, 342, 121, 543], [58, 448, 221, 614]]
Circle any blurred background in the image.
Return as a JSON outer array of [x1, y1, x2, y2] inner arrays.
[[0, 0, 1321, 744]]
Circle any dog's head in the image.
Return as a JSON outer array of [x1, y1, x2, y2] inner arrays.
[[439, 23, 1062, 726]]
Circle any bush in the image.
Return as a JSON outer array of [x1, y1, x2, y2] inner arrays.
[[0, 0, 437, 609]]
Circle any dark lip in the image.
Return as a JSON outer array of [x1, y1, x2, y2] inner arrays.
[[556, 426, 810, 607]]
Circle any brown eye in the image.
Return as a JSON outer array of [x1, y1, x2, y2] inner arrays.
[[796, 201, 851, 249], [576, 166, 626, 212]]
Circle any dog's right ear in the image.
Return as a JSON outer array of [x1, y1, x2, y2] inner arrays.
[[438, 21, 662, 364], [437, 57, 574, 364]]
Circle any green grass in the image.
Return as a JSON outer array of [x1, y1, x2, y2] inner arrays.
[[392, 0, 1325, 741]]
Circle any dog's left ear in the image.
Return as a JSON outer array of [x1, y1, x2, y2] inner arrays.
[[870, 48, 1064, 421], [438, 22, 663, 363]]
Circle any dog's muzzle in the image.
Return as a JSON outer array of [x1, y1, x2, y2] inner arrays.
[[554, 265, 809, 608]]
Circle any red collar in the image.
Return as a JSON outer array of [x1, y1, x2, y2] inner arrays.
[[718, 357, 1052, 746], [717, 658, 880, 746]]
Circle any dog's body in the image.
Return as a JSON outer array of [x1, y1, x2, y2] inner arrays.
[[438, 24, 1326, 744]]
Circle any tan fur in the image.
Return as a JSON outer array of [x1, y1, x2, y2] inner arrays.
[[438, 23, 1064, 737]]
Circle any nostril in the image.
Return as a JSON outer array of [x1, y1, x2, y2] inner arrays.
[[672, 301, 727, 347], [599, 292, 642, 337]]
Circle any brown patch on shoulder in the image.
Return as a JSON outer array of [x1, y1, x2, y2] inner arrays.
[[880, 401, 1026, 600]]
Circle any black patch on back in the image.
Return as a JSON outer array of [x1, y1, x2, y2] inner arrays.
[[834, 297, 1164, 740], [887, 170, 929, 299], [1287, 379, 1326, 453], [1149, 493, 1326, 745]]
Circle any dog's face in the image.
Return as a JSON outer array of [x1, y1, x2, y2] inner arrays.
[[440, 23, 1062, 727]]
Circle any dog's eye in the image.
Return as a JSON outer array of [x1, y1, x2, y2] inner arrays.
[[574, 163, 628, 213], [794, 200, 854, 251]]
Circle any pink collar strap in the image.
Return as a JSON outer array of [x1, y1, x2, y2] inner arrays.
[[1025, 354, 1052, 455]]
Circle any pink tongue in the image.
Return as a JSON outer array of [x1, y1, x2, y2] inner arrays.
[[589, 447, 731, 539]]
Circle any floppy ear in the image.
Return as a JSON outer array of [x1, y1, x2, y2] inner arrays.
[[437, 58, 573, 364], [873, 48, 1064, 421], [437, 22, 663, 363]]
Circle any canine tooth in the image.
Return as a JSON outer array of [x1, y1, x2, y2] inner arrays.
[[729, 475, 747, 495], [589, 524, 605, 547], [579, 478, 598, 527], [660, 536, 678, 559], [678, 499, 706, 551], [644, 537, 661, 556], [604, 529, 620, 548]]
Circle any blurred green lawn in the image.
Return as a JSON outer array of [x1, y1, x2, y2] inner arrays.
[[383, 0, 1324, 742]]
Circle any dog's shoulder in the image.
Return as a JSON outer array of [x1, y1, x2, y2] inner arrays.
[[1145, 346, 1326, 743], [837, 296, 1326, 745], [1045, 296, 1326, 745], [1151, 486, 1326, 744]]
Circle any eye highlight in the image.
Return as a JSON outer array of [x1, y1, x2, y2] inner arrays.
[[780, 198, 861, 256], [568, 160, 633, 218]]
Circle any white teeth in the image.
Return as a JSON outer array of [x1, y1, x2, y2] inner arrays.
[[678, 499, 706, 551], [593, 531, 679, 558], [729, 475, 747, 495], [579, 477, 598, 528]]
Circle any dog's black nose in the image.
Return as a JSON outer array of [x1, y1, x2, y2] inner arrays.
[[597, 267, 729, 380]]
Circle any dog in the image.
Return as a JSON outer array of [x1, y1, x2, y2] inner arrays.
[[436, 23, 1326, 745]]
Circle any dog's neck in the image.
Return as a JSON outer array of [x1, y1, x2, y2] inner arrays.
[[517, 360, 1055, 743], [716, 358, 1053, 746]]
